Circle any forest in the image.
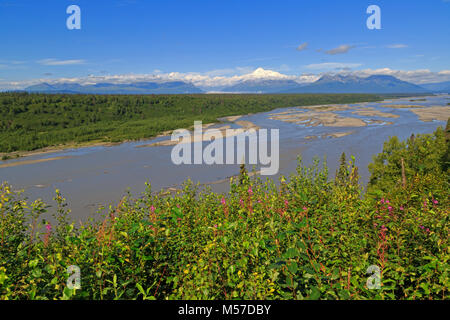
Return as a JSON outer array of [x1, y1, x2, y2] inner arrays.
[[0, 92, 380, 154]]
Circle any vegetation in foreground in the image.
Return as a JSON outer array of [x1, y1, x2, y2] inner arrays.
[[0, 123, 448, 300], [0, 93, 380, 153]]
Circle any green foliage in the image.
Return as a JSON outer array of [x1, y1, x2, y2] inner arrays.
[[0, 126, 448, 300], [0, 92, 380, 153], [368, 125, 448, 197], [442, 118, 450, 176]]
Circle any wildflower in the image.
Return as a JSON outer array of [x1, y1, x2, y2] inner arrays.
[[150, 205, 155, 213], [399, 206, 404, 211], [214, 224, 218, 228], [432, 199, 438, 205], [221, 197, 226, 205], [303, 206, 307, 211], [44, 223, 51, 247], [248, 186, 253, 195], [284, 200, 289, 207], [239, 198, 244, 207]]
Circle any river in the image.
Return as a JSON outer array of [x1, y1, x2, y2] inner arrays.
[[1, 95, 448, 221]]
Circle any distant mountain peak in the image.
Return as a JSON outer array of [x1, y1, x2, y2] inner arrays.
[[288, 73, 429, 94], [246, 68, 288, 80]]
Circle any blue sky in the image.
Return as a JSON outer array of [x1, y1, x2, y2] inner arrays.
[[0, 0, 449, 88]]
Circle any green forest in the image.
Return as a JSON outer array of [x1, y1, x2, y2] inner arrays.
[[0, 122, 448, 300], [0, 92, 380, 154]]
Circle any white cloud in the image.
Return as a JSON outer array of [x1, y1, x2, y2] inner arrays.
[[0, 60, 28, 70], [325, 44, 355, 55], [38, 59, 86, 66], [296, 42, 308, 52], [386, 44, 408, 49], [305, 62, 363, 70]]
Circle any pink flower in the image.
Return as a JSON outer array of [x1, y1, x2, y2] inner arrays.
[[388, 206, 393, 211], [248, 186, 253, 195], [432, 199, 438, 205], [214, 224, 218, 228], [303, 206, 307, 211], [399, 206, 404, 211], [221, 197, 226, 205], [284, 200, 289, 206], [150, 205, 155, 213], [45, 223, 52, 233], [239, 198, 244, 207]]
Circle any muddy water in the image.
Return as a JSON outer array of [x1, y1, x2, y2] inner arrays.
[[1, 95, 448, 221]]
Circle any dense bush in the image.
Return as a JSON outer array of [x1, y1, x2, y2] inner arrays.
[[0, 93, 380, 153], [0, 125, 448, 300]]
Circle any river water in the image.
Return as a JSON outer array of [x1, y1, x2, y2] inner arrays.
[[1, 95, 448, 221]]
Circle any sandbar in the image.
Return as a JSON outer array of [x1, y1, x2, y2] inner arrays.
[[410, 106, 450, 122], [0, 156, 72, 168], [352, 107, 399, 118]]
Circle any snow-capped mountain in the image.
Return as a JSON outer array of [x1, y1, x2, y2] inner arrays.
[[283, 74, 430, 94], [220, 74, 429, 94], [23, 68, 432, 94]]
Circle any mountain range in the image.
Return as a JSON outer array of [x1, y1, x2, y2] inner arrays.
[[25, 81, 204, 94], [419, 81, 450, 93], [281, 74, 429, 94], [24, 73, 450, 94]]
